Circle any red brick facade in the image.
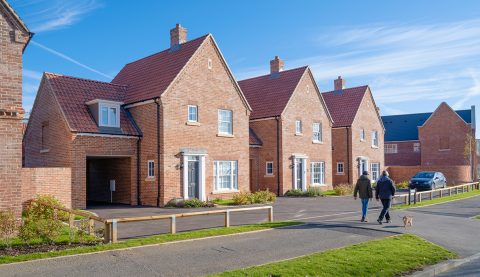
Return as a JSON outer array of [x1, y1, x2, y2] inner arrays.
[[0, 1, 30, 215], [387, 165, 471, 184], [21, 168, 71, 208], [384, 141, 421, 166]]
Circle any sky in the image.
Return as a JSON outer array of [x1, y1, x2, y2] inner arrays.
[[9, 0, 480, 136]]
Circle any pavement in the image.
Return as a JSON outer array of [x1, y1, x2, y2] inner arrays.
[[0, 196, 479, 276]]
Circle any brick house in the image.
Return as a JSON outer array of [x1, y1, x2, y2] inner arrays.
[[477, 139, 480, 180], [24, 25, 252, 208], [0, 0, 31, 214], [239, 57, 333, 195], [322, 77, 385, 185], [382, 102, 477, 183]]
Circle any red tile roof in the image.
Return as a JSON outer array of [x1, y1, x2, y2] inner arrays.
[[238, 66, 308, 120], [113, 34, 209, 104], [322, 85, 368, 128], [249, 128, 263, 146], [44, 73, 140, 136]]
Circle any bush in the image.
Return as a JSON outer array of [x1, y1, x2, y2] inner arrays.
[[232, 190, 276, 205], [285, 187, 323, 197], [0, 209, 20, 249], [396, 181, 409, 189], [20, 195, 65, 244], [334, 183, 354, 196], [165, 198, 213, 208]]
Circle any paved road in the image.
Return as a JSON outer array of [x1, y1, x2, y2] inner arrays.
[[437, 255, 480, 276], [1, 196, 479, 276]]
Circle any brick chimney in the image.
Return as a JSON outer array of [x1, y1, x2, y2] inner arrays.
[[334, 76, 345, 90], [170, 24, 187, 47], [270, 56, 284, 74]]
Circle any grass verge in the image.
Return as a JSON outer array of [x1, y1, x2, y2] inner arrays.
[[213, 199, 236, 206], [322, 190, 338, 196], [211, 234, 456, 277], [0, 221, 302, 265], [393, 189, 480, 210], [474, 215, 480, 220]]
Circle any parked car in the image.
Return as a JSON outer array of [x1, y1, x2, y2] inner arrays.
[[409, 172, 447, 191]]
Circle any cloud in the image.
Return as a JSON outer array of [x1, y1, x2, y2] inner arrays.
[[12, 0, 102, 33], [30, 40, 113, 79]]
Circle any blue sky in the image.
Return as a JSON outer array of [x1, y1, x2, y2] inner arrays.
[[10, 0, 480, 135]]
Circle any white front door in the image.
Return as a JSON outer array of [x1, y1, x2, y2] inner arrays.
[[293, 158, 307, 191], [358, 158, 368, 176]]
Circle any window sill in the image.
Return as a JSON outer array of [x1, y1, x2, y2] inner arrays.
[[264, 175, 275, 178], [145, 177, 155, 182], [312, 140, 323, 144], [336, 172, 345, 175], [371, 146, 379, 149], [438, 149, 451, 152], [310, 183, 327, 186], [212, 189, 239, 194], [360, 139, 365, 142], [295, 133, 304, 136], [40, 149, 50, 153], [217, 133, 234, 138], [186, 121, 201, 126]]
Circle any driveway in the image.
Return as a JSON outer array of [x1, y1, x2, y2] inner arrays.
[[2, 196, 479, 277]]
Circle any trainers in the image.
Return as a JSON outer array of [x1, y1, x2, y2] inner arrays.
[[361, 218, 365, 222], [377, 219, 383, 225], [364, 218, 369, 222], [386, 220, 391, 223]]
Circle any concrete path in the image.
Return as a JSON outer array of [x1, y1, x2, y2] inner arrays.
[[1, 196, 479, 276]]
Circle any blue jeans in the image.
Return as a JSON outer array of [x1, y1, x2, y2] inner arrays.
[[361, 198, 369, 219], [379, 198, 391, 221]]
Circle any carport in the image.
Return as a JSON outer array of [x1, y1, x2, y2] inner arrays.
[[86, 156, 132, 206]]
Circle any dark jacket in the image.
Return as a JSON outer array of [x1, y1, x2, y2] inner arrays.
[[375, 176, 396, 200], [354, 175, 373, 199]]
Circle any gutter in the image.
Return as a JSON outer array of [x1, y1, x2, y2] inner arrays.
[[276, 116, 281, 196], [346, 127, 351, 184], [155, 98, 161, 207]]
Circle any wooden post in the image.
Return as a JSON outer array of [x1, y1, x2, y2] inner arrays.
[[88, 219, 95, 236], [268, 207, 273, 222], [69, 213, 75, 229], [418, 193, 422, 202], [111, 219, 118, 243], [449, 188, 452, 196], [104, 222, 111, 243], [430, 191, 433, 200], [224, 210, 230, 228], [440, 190, 443, 198], [170, 215, 176, 234], [404, 195, 408, 204]]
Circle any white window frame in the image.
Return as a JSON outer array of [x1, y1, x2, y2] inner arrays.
[[371, 130, 379, 148], [413, 142, 420, 152], [311, 161, 325, 185], [265, 161, 274, 176], [213, 160, 238, 191], [360, 129, 366, 141], [385, 144, 398, 154], [336, 162, 344, 175], [312, 122, 322, 142], [218, 109, 233, 135], [147, 160, 155, 178], [295, 120, 302, 135], [99, 103, 120, 128], [188, 105, 198, 122], [370, 162, 380, 182]]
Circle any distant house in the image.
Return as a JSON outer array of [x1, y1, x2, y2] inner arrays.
[[24, 25, 252, 208], [476, 139, 480, 180], [240, 57, 333, 194], [382, 102, 476, 183], [322, 77, 385, 185]]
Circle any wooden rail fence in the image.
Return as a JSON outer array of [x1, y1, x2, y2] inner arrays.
[[393, 182, 480, 205], [104, 205, 274, 243]]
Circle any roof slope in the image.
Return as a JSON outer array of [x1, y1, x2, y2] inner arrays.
[[382, 109, 472, 142], [249, 128, 263, 146], [322, 86, 368, 128], [238, 66, 307, 120], [44, 73, 140, 136], [113, 34, 208, 104]]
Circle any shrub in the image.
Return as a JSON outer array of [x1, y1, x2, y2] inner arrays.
[[334, 183, 354, 196], [0, 209, 20, 249], [232, 191, 251, 205], [232, 190, 276, 205], [285, 187, 323, 197], [20, 195, 65, 244], [396, 181, 409, 189], [165, 198, 213, 208], [284, 189, 304, 197]]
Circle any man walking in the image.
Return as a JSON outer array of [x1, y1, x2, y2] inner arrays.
[[376, 170, 396, 224], [354, 171, 373, 222]]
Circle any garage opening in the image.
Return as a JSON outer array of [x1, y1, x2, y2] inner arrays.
[[86, 157, 132, 206]]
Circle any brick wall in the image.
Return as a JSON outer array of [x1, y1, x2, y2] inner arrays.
[[332, 127, 351, 184], [387, 165, 472, 184], [21, 167, 72, 208], [0, 4, 29, 215], [280, 70, 333, 193], [385, 141, 421, 166]]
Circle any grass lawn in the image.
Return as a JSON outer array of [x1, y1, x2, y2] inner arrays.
[[393, 189, 480, 210], [7, 226, 98, 248], [213, 199, 236, 206], [322, 190, 338, 196], [474, 215, 480, 220], [0, 221, 302, 265], [211, 234, 457, 277]]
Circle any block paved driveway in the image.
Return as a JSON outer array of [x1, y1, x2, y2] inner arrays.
[[1, 196, 479, 277]]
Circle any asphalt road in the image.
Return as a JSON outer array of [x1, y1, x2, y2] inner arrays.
[[1, 196, 479, 276]]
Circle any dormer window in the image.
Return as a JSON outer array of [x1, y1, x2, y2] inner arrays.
[[100, 103, 120, 127], [86, 99, 123, 128]]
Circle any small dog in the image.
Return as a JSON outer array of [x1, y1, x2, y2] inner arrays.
[[401, 215, 414, 228]]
